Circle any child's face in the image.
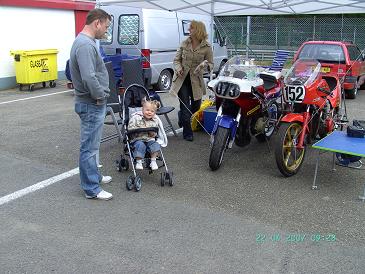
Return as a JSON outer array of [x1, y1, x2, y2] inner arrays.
[[143, 104, 156, 119]]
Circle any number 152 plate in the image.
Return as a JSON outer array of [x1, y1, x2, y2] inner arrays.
[[284, 85, 306, 103]]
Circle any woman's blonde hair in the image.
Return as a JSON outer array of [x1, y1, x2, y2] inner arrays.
[[190, 20, 208, 41]]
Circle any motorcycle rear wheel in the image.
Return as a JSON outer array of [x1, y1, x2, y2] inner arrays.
[[274, 122, 306, 177], [255, 102, 279, 142], [209, 127, 230, 171], [235, 118, 251, 147]]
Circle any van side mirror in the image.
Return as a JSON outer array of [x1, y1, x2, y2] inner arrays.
[[220, 37, 226, 47]]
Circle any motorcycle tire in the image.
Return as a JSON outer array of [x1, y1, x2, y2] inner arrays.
[[254, 102, 279, 143], [209, 127, 230, 171], [235, 118, 251, 147], [255, 132, 266, 142], [345, 87, 357, 99], [274, 122, 306, 177]]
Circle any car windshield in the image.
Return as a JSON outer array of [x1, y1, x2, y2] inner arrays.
[[298, 44, 345, 64], [219, 55, 261, 81], [285, 59, 321, 86]]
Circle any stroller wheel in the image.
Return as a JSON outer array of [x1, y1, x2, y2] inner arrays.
[[126, 175, 134, 191], [134, 175, 142, 192], [160, 172, 165, 187], [166, 172, 174, 186]]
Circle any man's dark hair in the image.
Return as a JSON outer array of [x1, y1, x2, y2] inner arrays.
[[85, 8, 111, 25]]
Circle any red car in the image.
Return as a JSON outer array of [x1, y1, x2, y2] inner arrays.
[[294, 40, 365, 99]]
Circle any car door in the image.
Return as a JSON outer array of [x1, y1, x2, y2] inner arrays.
[[346, 45, 365, 77]]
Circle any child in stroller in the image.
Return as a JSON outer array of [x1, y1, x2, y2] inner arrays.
[[118, 84, 173, 191], [128, 99, 161, 171]]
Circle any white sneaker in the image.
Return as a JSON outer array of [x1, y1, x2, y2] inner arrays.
[[100, 175, 112, 184], [135, 161, 143, 170], [150, 160, 158, 170], [85, 190, 113, 200], [97, 164, 103, 168]]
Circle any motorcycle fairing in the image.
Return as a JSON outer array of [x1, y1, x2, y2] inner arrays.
[[208, 76, 263, 97], [212, 115, 238, 140], [280, 113, 305, 123]]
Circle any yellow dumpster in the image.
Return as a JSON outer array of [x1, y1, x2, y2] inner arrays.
[[10, 49, 58, 91]]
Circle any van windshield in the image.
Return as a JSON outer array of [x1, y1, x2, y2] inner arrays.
[[298, 44, 345, 64]]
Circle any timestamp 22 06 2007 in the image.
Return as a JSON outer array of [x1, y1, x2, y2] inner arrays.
[[256, 233, 336, 243]]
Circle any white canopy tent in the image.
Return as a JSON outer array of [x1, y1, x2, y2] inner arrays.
[[95, 0, 365, 58], [95, 0, 365, 15]]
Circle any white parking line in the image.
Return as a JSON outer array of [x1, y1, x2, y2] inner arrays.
[[0, 89, 73, 105], [0, 168, 79, 206]]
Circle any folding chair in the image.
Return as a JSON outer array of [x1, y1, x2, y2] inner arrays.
[[121, 58, 177, 136], [101, 61, 124, 144], [264, 50, 290, 71]]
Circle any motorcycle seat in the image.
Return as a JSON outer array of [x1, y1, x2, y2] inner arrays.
[[322, 76, 338, 93], [259, 73, 277, 91]]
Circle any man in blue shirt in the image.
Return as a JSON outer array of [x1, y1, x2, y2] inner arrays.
[[70, 9, 113, 200]]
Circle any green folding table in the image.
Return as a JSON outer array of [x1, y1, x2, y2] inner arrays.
[[312, 130, 365, 199]]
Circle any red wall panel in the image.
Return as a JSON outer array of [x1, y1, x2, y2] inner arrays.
[[75, 10, 88, 36], [0, 0, 94, 11]]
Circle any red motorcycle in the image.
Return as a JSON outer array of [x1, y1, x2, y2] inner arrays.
[[207, 56, 283, 171], [274, 59, 341, 176]]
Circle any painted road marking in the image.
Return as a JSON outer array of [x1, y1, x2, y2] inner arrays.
[[0, 89, 73, 106], [0, 168, 79, 206]]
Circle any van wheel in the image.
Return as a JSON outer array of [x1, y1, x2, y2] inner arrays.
[[157, 70, 172, 91]]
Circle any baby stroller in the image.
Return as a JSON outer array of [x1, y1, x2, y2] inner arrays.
[[117, 83, 173, 191]]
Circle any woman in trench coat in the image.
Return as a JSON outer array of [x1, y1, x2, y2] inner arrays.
[[169, 20, 213, 141]]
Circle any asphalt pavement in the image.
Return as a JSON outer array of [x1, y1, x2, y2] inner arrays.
[[1, 81, 365, 273]]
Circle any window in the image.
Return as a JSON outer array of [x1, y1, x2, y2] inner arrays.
[[298, 44, 345, 64], [118, 14, 139, 45], [182, 20, 191, 36], [347, 46, 362, 61], [100, 15, 114, 45]]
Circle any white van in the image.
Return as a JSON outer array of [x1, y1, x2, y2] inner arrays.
[[100, 5, 228, 90]]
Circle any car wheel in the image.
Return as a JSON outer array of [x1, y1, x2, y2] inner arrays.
[[345, 87, 357, 99], [157, 70, 172, 91]]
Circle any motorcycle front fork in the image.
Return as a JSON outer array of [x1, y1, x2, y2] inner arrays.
[[297, 105, 311, 149], [210, 105, 241, 149]]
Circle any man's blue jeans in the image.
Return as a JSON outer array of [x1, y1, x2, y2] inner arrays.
[[75, 102, 106, 197]]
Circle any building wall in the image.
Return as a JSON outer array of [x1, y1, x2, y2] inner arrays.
[[0, 5, 90, 90]]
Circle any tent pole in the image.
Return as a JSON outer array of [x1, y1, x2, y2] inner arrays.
[[210, 1, 214, 80], [211, 1, 214, 47], [246, 16, 251, 60]]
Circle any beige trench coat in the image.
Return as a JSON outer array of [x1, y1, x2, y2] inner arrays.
[[169, 37, 213, 101]]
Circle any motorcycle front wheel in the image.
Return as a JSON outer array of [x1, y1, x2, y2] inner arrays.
[[209, 127, 230, 171], [274, 122, 306, 177]]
